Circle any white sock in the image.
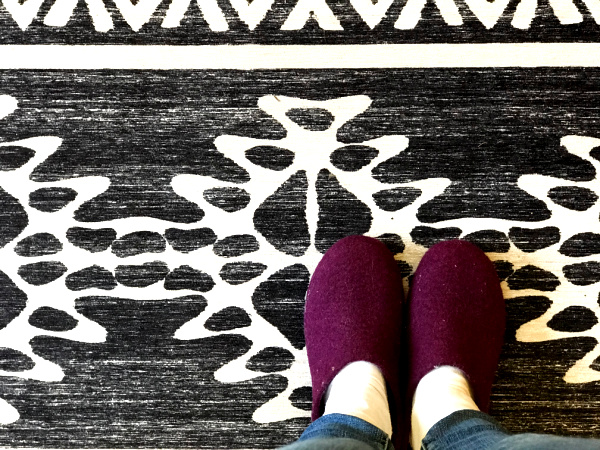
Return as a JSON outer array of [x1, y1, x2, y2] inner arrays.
[[323, 361, 393, 438], [410, 366, 479, 450]]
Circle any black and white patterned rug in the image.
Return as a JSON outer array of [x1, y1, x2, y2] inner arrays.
[[1, 2, 600, 446]]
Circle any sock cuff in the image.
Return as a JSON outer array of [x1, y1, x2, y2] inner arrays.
[[413, 366, 476, 405]]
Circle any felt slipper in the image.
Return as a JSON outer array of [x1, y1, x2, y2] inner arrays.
[[304, 235, 405, 446], [407, 239, 506, 413]]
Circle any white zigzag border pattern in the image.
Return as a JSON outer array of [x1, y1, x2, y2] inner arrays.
[[2, 0, 600, 32]]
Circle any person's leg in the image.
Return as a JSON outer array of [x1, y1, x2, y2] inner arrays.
[[281, 235, 404, 450], [492, 432, 600, 449], [420, 409, 510, 450], [407, 240, 506, 450], [420, 409, 600, 450], [407, 240, 600, 450], [281, 414, 393, 450]]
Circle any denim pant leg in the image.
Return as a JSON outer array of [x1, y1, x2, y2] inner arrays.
[[280, 413, 394, 450], [422, 409, 600, 450], [421, 410, 510, 450]]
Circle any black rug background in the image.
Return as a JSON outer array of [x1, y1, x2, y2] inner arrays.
[[0, 68, 599, 447]]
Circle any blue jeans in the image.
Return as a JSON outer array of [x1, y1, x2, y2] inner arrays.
[[281, 410, 600, 450], [280, 413, 394, 450]]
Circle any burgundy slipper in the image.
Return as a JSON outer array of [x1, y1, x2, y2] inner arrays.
[[407, 240, 506, 413], [305, 235, 405, 445]]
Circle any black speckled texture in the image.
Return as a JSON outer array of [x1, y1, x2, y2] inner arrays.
[[0, 69, 599, 447]]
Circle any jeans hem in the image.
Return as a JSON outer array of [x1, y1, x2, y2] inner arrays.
[[299, 413, 394, 450], [422, 409, 510, 450]]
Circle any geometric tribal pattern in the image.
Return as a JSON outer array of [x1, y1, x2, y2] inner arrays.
[[0, 69, 600, 445]]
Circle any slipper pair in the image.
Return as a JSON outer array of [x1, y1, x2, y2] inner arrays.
[[304, 236, 506, 450]]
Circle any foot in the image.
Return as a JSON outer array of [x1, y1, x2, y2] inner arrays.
[[407, 240, 506, 447], [410, 366, 480, 449], [304, 235, 404, 444]]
